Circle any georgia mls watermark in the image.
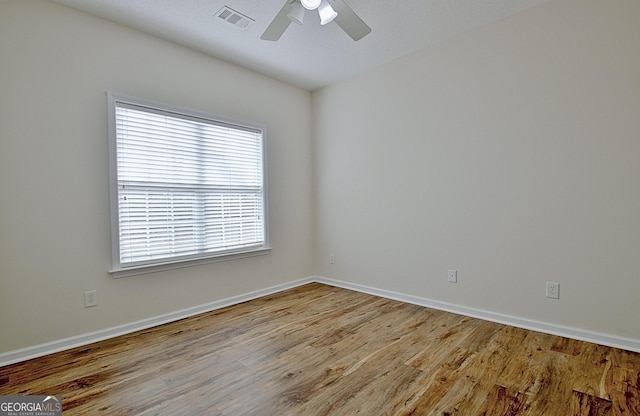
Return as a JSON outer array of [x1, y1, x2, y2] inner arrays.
[[0, 395, 62, 416]]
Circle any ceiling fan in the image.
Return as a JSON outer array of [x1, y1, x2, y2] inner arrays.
[[261, 0, 371, 42]]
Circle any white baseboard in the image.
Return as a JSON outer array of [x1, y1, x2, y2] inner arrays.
[[314, 276, 640, 353], [0, 277, 315, 368], [2, 275, 638, 367]]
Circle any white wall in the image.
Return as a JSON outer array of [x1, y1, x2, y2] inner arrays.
[[0, 0, 313, 352], [313, 0, 640, 341]]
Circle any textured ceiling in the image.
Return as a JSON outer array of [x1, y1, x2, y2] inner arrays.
[[51, 0, 551, 91]]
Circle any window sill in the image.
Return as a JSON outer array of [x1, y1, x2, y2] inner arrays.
[[109, 247, 272, 279]]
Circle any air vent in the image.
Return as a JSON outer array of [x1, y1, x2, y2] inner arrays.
[[216, 6, 254, 30]]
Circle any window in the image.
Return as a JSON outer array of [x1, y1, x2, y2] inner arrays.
[[108, 92, 269, 277]]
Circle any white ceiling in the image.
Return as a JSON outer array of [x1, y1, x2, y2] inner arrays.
[[51, 0, 550, 91]]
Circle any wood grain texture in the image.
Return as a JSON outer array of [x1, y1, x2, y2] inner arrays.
[[1, 283, 639, 415]]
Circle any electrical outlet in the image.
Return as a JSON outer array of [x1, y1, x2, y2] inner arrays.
[[448, 270, 457, 283], [84, 290, 98, 308], [329, 253, 335, 264], [545, 282, 559, 299]]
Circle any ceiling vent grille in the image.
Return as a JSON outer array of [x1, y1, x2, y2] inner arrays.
[[216, 6, 254, 30]]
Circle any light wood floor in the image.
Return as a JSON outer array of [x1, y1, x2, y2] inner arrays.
[[1, 283, 639, 415]]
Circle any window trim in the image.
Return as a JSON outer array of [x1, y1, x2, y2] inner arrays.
[[107, 92, 270, 278]]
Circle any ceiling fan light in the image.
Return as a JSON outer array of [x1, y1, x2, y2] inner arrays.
[[287, 2, 305, 25], [318, 0, 338, 25], [300, 0, 321, 11]]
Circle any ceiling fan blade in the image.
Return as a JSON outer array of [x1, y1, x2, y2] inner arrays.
[[261, 0, 296, 41], [331, 0, 371, 41]]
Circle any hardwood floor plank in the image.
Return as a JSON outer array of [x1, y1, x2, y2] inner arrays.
[[481, 385, 528, 415], [570, 390, 613, 416], [1, 282, 639, 415], [568, 342, 612, 400], [605, 349, 640, 416]]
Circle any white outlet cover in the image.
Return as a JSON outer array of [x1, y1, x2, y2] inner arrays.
[[84, 290, 98, 307], [545, 282, 560, 299], [448, 270, 457, 283]]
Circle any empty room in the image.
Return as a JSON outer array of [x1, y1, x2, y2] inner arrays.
[[0, 0, 638, 414]]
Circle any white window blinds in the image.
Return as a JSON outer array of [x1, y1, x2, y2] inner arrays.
[[109, 93, 267, 273]]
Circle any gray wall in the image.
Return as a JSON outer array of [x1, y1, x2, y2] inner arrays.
[[2, 0, 639, 355], [313, 0, 640, 340], [0, 0, 314, 352]]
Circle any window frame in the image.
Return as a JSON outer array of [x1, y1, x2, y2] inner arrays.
[[107, 92, 270, 278]]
